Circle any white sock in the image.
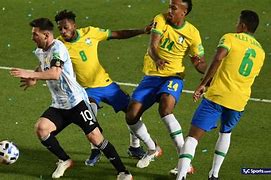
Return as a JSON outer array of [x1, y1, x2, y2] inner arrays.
[[209, 132, 231, 178], [89, 102, 98, 116], [128, 117, 143, 148], [162, 114, 184, 154], [129, 130, 140, 148], [129, 120, 156, 151], [177, 136, 198, 180]]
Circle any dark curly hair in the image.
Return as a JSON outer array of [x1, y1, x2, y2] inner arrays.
[[55, 10, 76, 22], [240, 10, 259, 33]]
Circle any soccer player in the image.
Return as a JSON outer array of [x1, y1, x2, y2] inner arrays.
[[177, 10, 265, 180], [125, 0, 207, 171], [54, 10, 150, 166], [10, 18, 132, 180]]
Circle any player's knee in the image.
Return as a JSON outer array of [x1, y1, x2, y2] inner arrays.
[[125, 111, 138, 125], [86, 127, 104, 146], [158, 108, 172, 118], [34, 119, 54, 139]]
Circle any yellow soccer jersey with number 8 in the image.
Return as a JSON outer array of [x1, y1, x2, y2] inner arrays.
[[143, 13, 204, 79], [58, 26, 112, 88], [205, 33, 265, 111]]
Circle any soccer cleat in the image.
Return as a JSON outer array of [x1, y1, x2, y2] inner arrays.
[[117, 171, 133, 180], [208, 175, 219, 180], [85, 149, 101, 166], [52, 159, 73, 179], [136, 145, 162, 168], [127, 146, 146, 159], [169, 164, 195, 176]]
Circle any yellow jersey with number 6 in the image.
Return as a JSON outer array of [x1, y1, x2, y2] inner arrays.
[[143, 13, 204, 79], [58, 26, 112, 88], [205, 33, 265, 111]]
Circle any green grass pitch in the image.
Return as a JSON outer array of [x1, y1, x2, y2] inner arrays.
[[0, 0, 270, 179]]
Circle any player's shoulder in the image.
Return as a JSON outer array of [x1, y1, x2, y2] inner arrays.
[[184, 21, 200, 33], [154, 13, 167, 23], [79, 26, 108, 36], [53, 39, 65, 48], [51, 39, 68, 53]]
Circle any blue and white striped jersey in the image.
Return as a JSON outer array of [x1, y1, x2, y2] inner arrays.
[[35, 39, 89, 109]]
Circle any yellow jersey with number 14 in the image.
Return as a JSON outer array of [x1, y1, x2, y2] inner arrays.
[[143, 13, 204, 79], [58, 26, 113, 88], [205, 33, 265, 111]]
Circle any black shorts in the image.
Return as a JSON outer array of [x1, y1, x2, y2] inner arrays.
[[41, 101, 101, 135]]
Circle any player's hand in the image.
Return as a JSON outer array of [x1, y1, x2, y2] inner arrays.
[[10, 68, 31, 79], [155, 59, 169, 70], [144, 21, 154, 34], [20, 78, 37, 90], [193, 85, 206, 102]]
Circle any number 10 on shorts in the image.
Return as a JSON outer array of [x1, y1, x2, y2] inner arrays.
[[80, 110, 95, 125]]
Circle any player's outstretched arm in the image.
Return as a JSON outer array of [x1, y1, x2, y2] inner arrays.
[[109, 23, 152, 39], [10, 66, 62, 81]]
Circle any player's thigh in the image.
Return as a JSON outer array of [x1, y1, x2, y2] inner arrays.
[[101, 82, 130, 113], [191, 98, 222, 132], [70, 101, 99, 135], [157, 77, 184, 104], [85, 87, 102, 105], [220, 108, 243, 133], [131, 76, 161, 109], [38, 107, 71, 136]]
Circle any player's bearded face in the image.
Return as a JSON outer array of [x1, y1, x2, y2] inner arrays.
[[57, 19, 76, 41], [31, 27, 47, 49]]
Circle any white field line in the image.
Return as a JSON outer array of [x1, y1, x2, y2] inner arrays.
[[2, 66, 270, 103]]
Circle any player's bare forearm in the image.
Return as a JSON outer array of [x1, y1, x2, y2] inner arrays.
[[110, 29, 146, 39], [191, 56, 207, 74], [200, 47, 228, 86], [200, 57, 221, 86], [10, 67, 61, 80], [148, 45, 168, 70]]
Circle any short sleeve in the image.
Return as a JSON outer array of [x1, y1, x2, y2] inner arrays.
[[217, 34, 231, 52], [189, 30, 204, 57], [51, 42, 67, 63], [90, 26, 111, 41], [151, 14, 166, 36]]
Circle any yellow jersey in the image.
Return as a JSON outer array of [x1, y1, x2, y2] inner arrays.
[[58, 26, 113, 88], [143, 13, 204, 79], [205, 33, 265, 111]]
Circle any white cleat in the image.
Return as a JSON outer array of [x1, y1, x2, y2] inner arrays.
[[117, 171, 133, 180], [136, 145, 162, 168], [169, 164, 195, 176], [52, 159, 73, 179]]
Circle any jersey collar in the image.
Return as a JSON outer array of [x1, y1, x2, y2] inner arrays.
[[70, 30, 80, 43], [168, 20, 186, 30]]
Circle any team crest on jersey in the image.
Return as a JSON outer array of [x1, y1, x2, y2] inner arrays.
[[178, 36, 185, 44], [85, 38, 92, 45]]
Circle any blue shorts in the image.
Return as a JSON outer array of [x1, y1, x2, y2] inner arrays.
[[191, 98, 243, 132], [85, 82, 130, 112], [131, 76, 183, 109]]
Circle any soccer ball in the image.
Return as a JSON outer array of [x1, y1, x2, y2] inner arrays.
[[0, 140, 19, 165]]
